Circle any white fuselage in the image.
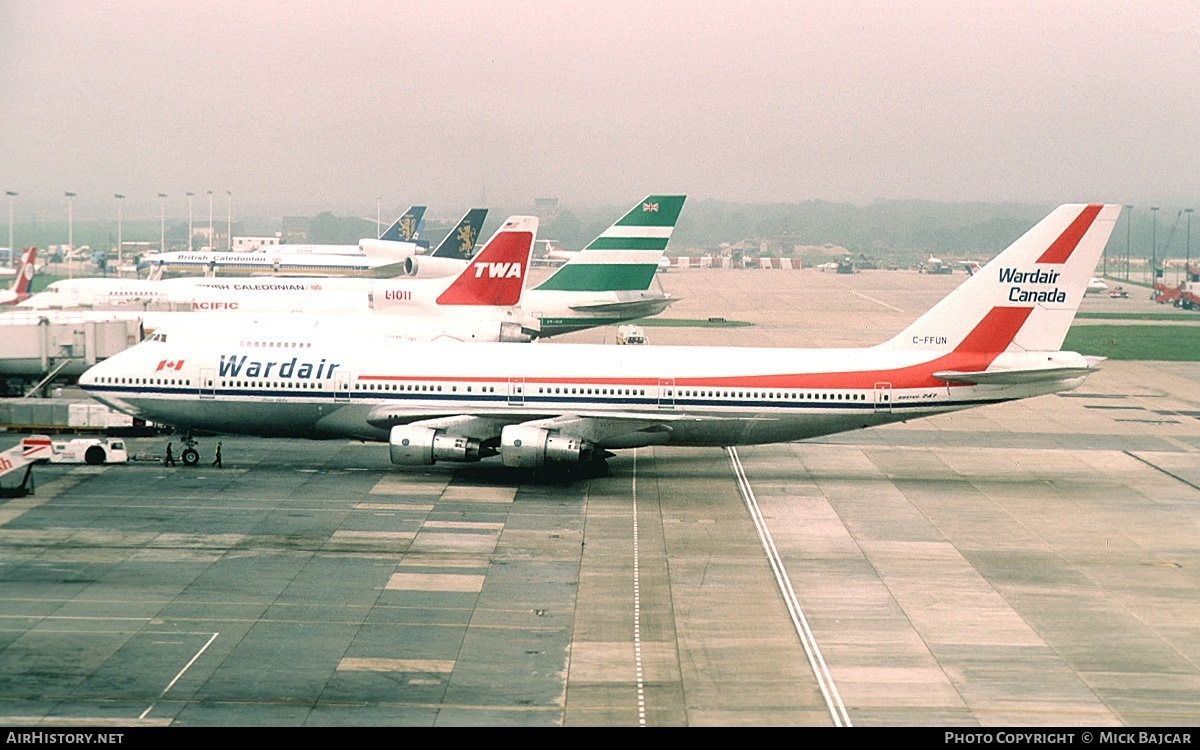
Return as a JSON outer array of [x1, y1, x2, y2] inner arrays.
[[17, 276, 669, 336], [79, 332, 1083, 449], [141, 241, 420, 277]]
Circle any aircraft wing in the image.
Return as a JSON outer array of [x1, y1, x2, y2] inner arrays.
[[362, 406, 723, 444]]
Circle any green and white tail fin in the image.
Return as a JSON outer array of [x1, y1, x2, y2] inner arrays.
[[534, 195, 686, 292]]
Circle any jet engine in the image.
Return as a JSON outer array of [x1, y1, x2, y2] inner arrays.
[[389, 425, 481, 466], [497, 321, 535, 343], [403, 256, 469, 279], [499, 424, 592, 468]]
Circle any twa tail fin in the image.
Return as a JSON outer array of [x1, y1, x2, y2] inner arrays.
[[431, 208, 488, 260], [379, 206, 427, 242], [436, 216, 537, 306], [11, 247, 36, 296], [880, 204, 1121, 354], [534, 195, 685, 292]]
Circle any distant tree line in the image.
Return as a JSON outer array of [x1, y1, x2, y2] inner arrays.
[[8, 200, 1172, 267]]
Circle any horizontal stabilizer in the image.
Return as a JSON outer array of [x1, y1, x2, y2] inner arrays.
[[566, 296, 676, 314], [933, 365, 1099, 385]]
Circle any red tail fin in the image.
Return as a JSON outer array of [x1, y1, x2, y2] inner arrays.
[[436, 216, 537, 306], [11, 247, 36, 296]]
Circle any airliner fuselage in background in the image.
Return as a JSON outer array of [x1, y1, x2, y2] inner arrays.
[[10, 217, 542, 345], [81, 204, 1121, 470], [22, 198, 684, 336], [139, 206, 432, 277]]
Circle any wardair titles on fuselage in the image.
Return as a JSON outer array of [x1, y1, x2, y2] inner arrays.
[[218, 354, 341, 380]]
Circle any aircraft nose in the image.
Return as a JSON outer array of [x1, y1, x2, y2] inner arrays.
[[79, 360, 102, 387], [80, 351, 122, 388]]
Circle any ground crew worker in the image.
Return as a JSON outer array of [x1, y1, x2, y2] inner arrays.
[[212, 441, 222, 468], [164, 441, 176, 467]]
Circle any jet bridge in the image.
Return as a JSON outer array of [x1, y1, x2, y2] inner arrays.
[[0, 312, 144, 389]]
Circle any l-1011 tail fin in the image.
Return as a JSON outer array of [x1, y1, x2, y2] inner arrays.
[[880, 204, 1121, 355], [436, 216, 537, 306], [534, 195, 685, 292], [379, 206, 427, 242], [431, 208, 488, 260]]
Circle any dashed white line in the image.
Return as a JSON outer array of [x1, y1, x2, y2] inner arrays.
[[632, 448, 647, 726]]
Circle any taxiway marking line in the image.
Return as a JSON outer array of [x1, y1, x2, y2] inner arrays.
[[727, 447, 851, 727], [848, 289, 903, 312], [632, 448, 647, 727], [139, 632, 219, 721]]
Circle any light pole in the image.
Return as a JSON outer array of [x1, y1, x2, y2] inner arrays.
[[65, 192, 76, 279], [158, 193, 168, 253], [1125, 205, 1133, 280], [186, 192, 195, 251], [226, 190, 232, 250], [1186, 208, 1194, 284], [376, 195, 382, 237], [114, 194, 125, 272], [207, 190, 213, 251], [5, 191, 16, 267], [1150, 206, 1159, 285]]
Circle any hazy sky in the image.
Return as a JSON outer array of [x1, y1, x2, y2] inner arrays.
[[2, 1, 1199, 218]]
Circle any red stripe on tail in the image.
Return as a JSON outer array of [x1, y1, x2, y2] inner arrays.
[[952, 306, 1032, 354], [1035, 204, 1102, 264]]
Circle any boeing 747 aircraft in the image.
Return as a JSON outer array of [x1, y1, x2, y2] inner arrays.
[[81, 204, 1119, 472]]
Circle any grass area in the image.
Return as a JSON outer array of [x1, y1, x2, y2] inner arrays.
[[1076, 312, 1200, 321], [29, 275, 66, 293], [1100, 275, 1154, 289], [1063, 325, 1200, 361], [632, 317, 755, 328]]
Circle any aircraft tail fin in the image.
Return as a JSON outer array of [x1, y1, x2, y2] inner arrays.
[[436, 216, 537, 306], [534, 195, 685, 292], [879, 204, 1121, 355], [379, 206, 427, 242], [431, 209, 488, 260], [11, 247, 36, 296]]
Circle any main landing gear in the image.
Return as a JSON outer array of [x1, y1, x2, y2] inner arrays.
[[179, 434, 201, 466]]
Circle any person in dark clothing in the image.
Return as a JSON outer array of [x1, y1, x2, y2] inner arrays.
[[212, 441, 222, 468], [164, 441, 176, 467]]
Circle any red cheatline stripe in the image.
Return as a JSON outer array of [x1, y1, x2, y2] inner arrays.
[[1036, 204, 1103, 264]]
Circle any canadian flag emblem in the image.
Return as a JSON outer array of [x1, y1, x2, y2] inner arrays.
[[156, 359, 185, 372]]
